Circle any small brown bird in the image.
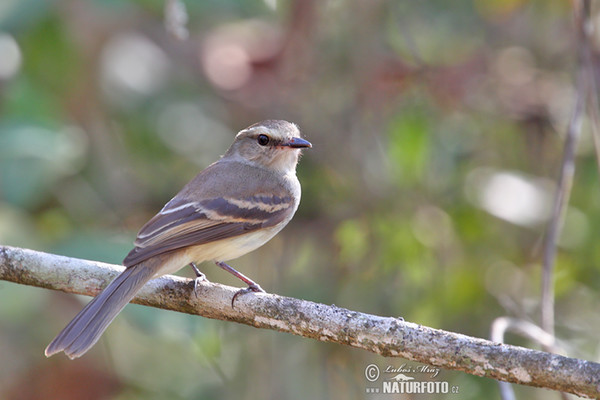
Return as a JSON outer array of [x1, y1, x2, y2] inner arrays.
[[45, 120, 311, 359]]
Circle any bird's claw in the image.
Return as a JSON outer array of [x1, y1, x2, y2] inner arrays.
[[193, 272, 209, 298], [231, 283, 265, 308], [189, 262, 209, 298]]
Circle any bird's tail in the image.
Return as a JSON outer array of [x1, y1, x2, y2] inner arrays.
[[45, 262, 156, 359]]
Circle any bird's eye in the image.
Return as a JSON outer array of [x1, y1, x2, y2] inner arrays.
[[257, 134, 270, 146]]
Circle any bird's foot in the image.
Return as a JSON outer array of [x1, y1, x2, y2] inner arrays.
[[215, 261, 266, 308], [231, 283, 265, 308], [189, 262, 209, 298]]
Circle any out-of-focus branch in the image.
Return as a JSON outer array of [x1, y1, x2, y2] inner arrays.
[[540, 0, 589, 344], [1, 245, 599, 398], [491, 317, 569, 400], [586, 1, 600, 177], [498, 3, 595, 400], [164, 0, 189, 40]]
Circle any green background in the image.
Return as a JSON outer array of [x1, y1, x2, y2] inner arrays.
[[0, 0, 597, 399]]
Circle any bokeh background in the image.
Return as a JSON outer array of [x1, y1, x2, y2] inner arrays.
[[0, 0, 598, 399]]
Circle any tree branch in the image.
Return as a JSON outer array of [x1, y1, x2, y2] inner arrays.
[[541, 0, 590, 346], [1, 245, 599, 398]]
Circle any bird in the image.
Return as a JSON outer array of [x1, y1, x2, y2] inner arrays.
[[45, 119, 311, 359]]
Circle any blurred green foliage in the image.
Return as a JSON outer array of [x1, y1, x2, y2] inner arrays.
[[0, 0, 597, 399]]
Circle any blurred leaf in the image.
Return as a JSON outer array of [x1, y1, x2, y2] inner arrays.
[[2, 76, 61, 123], [19, 14, 81, 96], [0, 204, 40, 248], [387, 112, 430, 184], [0, 0, 49, 32], [334, 218, 368, 265], [50, 230, 132, 265], [0, 121, 87, 208]]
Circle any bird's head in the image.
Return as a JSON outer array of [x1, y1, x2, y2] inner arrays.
[[225, 120, 312, 173]]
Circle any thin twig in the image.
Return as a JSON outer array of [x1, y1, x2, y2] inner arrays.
[[540, 0, 589, 344], [490, 317, 568, 400], [165, 0, 189, 40], [588, 80, 600, 173], [585, 12, 600, 178], [1, 245, 599, 398]]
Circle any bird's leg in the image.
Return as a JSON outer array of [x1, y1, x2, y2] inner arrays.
[[189, 262, 208, 298], [215, 261, 265, 307]]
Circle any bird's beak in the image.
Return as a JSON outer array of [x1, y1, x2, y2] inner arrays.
[[281, 137, 312, 149]]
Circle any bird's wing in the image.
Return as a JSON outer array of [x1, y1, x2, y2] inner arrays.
[[123, 162, 296, 267]]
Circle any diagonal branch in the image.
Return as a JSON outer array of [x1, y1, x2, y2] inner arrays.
[[1, 245, 599, 398]]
